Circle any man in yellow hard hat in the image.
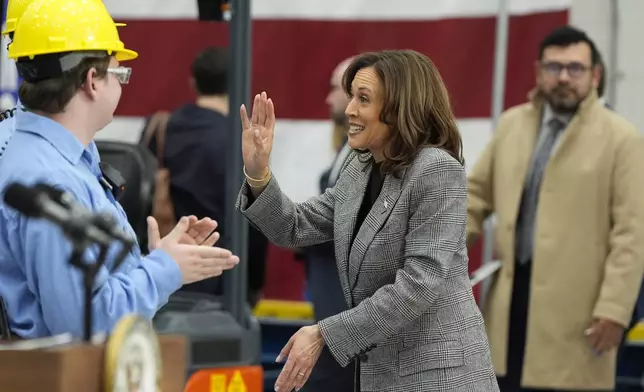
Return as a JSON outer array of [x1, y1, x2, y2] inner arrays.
[[0, 0, 240, 339], [0, 0, 33, 156]]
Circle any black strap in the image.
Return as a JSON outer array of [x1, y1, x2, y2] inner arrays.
[[0, 108, 17, 122]]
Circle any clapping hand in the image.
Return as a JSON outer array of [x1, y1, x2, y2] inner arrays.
[[240, 91, 275, 180], [147, 215, 219, 252], [148, 216, 239, 284]]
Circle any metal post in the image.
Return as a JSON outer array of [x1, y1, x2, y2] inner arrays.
[[480, 0, 510, 304], [490, 0, 510, 127], [224, 0, 251, 327], [606, 0, 620, 107]]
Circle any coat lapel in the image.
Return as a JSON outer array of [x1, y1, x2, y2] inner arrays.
[[516, 92, 543, 186], [335, 159, 370, 299], [506, 91, 543, 229], [348, 169, 405, 291], [548, 90, 600, 168]]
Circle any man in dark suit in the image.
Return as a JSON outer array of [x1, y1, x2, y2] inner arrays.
[[301, 57, 354, 392]]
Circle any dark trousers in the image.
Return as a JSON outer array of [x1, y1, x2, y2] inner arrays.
[[355, 361, 361, 392], [498, 262, 609, 392], [497, 261, 532, 392], [614, 314, 642, 392], [299, 346, 354, 392], [302, 242, 355, 392]]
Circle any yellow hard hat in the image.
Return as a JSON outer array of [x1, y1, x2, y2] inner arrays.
[[2, 0, 32, 35], [8, 0, 137, 62]]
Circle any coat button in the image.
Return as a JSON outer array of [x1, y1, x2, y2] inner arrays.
[[358, 353, 368, 362]]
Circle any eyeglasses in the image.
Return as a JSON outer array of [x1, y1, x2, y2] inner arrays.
[[540, 61, 591, 79], [107, 66, 132, 84]]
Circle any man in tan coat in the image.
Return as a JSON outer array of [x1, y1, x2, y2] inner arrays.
[[467, 25, 644, 392]]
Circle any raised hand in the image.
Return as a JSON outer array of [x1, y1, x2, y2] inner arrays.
[[240, 91, 275, 179]]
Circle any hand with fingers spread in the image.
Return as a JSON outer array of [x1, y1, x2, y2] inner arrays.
[[148, 216, 239, 284], [274, 325, 325, 392], [240, 91, 276, 183], [147, 215, 219, 252]]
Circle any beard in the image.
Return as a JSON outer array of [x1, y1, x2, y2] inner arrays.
[[541, 84, 585, 114]]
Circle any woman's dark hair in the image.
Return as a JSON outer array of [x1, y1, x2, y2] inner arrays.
[[343, 50, 464, 174]]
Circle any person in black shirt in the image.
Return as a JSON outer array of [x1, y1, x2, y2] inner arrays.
[[143, 47, 267, 304]]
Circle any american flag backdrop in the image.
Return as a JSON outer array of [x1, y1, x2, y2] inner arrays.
[[2, 0, 570, 300]]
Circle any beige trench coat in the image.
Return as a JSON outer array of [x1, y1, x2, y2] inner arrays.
[[467, 90, 644, 390]]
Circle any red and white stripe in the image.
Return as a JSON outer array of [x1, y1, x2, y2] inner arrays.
[[95, 0, 569, 300]]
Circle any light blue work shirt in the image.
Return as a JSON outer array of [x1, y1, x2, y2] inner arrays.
[[0, 111, 182, 339]]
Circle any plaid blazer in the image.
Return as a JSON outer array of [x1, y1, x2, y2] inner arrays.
[[237, 147, 498, 392]]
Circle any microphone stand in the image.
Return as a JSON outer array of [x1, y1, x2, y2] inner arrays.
[[65, 214, 133, 343], [67, 239, 108, 343]]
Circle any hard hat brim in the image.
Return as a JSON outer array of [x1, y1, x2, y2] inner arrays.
[[115, 48, 138, 62], [111, 22, 135, 61]]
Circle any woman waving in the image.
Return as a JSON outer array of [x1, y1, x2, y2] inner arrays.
[[236, 50, 498, 392]]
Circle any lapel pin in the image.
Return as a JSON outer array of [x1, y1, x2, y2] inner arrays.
[[383, 200, 389, 209]]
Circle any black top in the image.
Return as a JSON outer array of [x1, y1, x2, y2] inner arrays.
[[147, 104, 228, 228], [351, 160, 384, 390], [144, 104, 268, 297], [352, 161, 385, 245]]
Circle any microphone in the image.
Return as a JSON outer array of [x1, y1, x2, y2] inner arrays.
[[32, 183, 77, 211], [31, 183, 136, 251], [3, 182, 114, 246]]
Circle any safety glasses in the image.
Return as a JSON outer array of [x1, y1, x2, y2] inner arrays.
[[107, 66, 132, 84]]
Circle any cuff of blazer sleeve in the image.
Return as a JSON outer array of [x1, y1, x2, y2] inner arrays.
[[318, 313, 363, 368], [593, 302, 631, 328], [235, 177, 277, 215]]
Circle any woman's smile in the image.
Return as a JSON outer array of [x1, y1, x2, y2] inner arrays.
[[348, 122, 365, 135]]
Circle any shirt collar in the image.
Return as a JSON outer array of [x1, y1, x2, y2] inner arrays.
[[85, 140, 102, 176], [15, 110, 91, 166]]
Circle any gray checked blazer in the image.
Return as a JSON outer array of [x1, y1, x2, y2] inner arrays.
[[237, 147, 498, 392]]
